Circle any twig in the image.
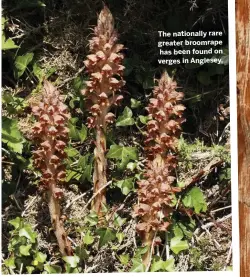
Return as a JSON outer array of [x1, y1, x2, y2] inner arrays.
[[195, 215, 221, 248], [22, 196, 38, 217], [65, 188, 93, 210], [14, 173, 22, 193], [219, 122, 230, 143], [161, 231, 170, 259], [145, 232, 157, 272], [81, 181, 112, 213], [2, 161, 15, 165], [182, 158, 223, 191], [223, 242, 232, 270], [58, 66, 85, 88], [10, 195, 22, 211], [210, 205, 231, 214], [2, 148, 10, 155], [165, 232, 170, 260], [67, 236, 77, 247], [201, 213, 232, 230], [19, 263, 23, 274]]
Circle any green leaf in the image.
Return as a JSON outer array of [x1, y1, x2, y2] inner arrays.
[[163, 258, 175, 272], [96, 228, 116, 248], [33, 63, 43, 81], [19, 225, 37, 243], [8, 217, 21, 229], [19, 244, 32, 256], [69, 118, 87, 142], [35, 252, 47, 263], [219, 168, 231, 181], [126, 162, 137, 171], [173, 225, 184, 239], [119, 254, 129, 265], [115, 178, 134, 195], [78, 126, 87, 142], [107, 145, 138, 169], [182, 187, 207, 213], [77, 154, 89, 169], [85, 211, 98, 226], [2, 17, 7, 28], [65, 264, 80, 273], [177, 182, 185, 188], [130, 258, 145, 272], [82, 164, 93, 182], [116, 107, 135, 127], [62, 256, 80, 268], [72, 76, 86, 92], [44, 265, 62, 274], [138, 115, 150, 125], [66, 170, 81, 182], [114, 213, 126, 227], [45, 67, 56, 78], [65, 146, 79, 157], [170, 236, 189, 254], [75, 244, 89, 260], [151, 257, 175, 272], [131, 98, 141, 109], [135, 246, 149, 257], [150, 258, 165, 272], [14, 52, 34, 79], [2, 117, 25, 153], [4, 256, 16, 269], [116, 232, 125, 243], [83, 231, 94, 245], [26, 266, 35, 274], [2, 35, 19, 50], [176, 219, 196, 239]]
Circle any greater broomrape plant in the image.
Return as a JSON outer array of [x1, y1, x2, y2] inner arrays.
[[82, 6, 125, 217], [134, 72, 185, 268], [32, 81, 73, 256]]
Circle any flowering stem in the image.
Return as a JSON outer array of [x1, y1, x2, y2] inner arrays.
[[32, 81, 73, 256], [134, 72, 185, 268], [92, 127, 107, 216], [47, 187, 72, 256], [82, 6, 125, 219]]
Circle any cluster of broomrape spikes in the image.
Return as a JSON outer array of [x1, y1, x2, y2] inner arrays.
[[30, 7, 186, 266], [134, 72, 185, 267], [82, 6, 125, 217], [32, 81, 73, 257]]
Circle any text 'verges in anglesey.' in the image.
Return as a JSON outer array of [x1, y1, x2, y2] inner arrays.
[[157, 30, 225, 65]]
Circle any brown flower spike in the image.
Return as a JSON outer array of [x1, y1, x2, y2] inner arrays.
[[82, 6, 125, 217], [32, 81, 73, 256], [134, 72, 185, 267]]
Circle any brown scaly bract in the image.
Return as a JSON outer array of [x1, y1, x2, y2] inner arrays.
[[32, 81, 73, 256], [134, 72, 185, 267], [82, 6, 125, 217]]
